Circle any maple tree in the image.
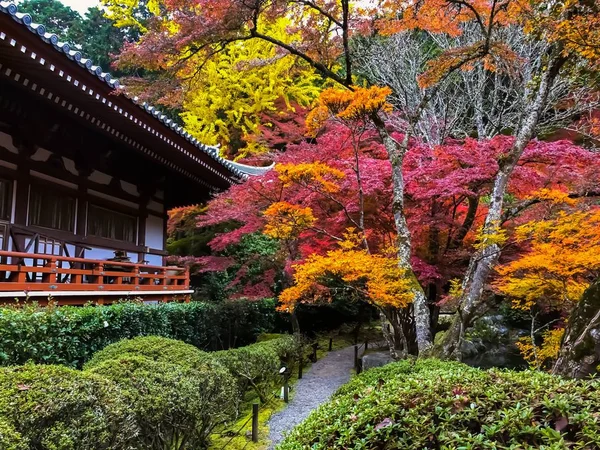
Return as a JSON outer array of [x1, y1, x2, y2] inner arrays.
[[110, 0, 600, 357], [494, 207, 600, 369]]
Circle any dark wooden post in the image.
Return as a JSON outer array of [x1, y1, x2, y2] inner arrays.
[[283, 379, 289, 403], [312, 342, 318, 362], [328, 337, 333, 351], [354, 345, 359, 371], [251, 403, 259, 443], [365, 339, 369, 351]]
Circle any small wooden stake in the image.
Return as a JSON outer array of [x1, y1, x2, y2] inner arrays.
[[328, 337, 333, 351], [252, 403, 259, 443], [354, 345, 359, 371]]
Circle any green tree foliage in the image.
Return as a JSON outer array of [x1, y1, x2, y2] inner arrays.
[[18, 0, 134, 73], [19, 0, 80, 34]]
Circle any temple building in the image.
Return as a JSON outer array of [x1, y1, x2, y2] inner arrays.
[[0, 2, 268, 304]]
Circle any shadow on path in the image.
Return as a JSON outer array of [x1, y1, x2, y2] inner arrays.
[[267, 345, 355, 448]]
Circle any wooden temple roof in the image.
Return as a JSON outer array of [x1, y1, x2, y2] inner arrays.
[[0, 1, 273, 191]]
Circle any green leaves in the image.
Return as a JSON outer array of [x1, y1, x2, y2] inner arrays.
[[0, 299, 278, 368], [279, 360, 600, 449]]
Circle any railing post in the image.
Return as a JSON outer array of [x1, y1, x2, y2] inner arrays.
[[251, 403, 259, 443], [354, 345, 359, 371], [97, 262, 104, 286]]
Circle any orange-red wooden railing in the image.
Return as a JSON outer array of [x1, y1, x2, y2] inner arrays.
[[0, 250, 190, 293]]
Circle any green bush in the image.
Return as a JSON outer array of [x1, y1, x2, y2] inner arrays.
[[214, 334, 303, 403], [83, 335, 214, 370], [0, 298, 278, 367], [0, 419, 26, 450], [0, 364, 137, 450], [279, 359, 600, 449], [87, 356, 237, 450]]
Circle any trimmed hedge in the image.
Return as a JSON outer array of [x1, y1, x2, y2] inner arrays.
[[0, 364, 138, 450], [0, 298, 277, 367], [83, 335, 214, 370], [87, 356, 237, 449], [212, 334, 304, 403], [279, 359, 600, 449]]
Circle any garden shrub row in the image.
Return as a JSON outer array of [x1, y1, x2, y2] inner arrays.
[[0, 298, 278, 367], [0, 335, 302, 450], [279, 359, 600, 449]]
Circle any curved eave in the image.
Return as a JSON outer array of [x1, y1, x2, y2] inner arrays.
[[0, 1, 273, 181]]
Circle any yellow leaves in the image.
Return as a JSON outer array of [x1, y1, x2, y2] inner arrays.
[[278, 236, 413, 311], [516, 328, 565, 370], [263, 202, 316, 240], [180, 18, 321, 158], [528, 188, 576, 206], [306, 86, 393, 136], [496, 209, 600, 312], [473, 222, 508, 251], [276, 162, 345, 193]]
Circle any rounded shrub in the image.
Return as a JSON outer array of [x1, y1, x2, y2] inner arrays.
[[87, 355, 238, 449], [213, 335, 303, 403], [84, 335, 214, 370], [0, 364, 137, 450], [279, 359, 600, 449]]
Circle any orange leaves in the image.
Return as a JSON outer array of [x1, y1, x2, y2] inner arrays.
[[263, 202, 316, 240], [495, 209, 600, 312], [278, 234, 413, 311], [276, 162, 345, 193], [418, 41, 522, 88], [306, 86, 393, 136]]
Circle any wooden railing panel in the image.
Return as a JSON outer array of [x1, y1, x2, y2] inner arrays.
[[0, 250, 190, 294]]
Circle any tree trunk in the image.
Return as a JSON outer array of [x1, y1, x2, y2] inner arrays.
[[553, 281, 600, 379], [435, 53, 566, 359], [375, 120, 433, 355]]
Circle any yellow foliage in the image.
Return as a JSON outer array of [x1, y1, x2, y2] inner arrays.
[[516, 328, 565, 370], [279, 234, 413, 311], [528, 188, 576, 206], [101, 0, 157, 32], [447, 278, 464, 300], [180, 18, 321, 158], [306, 86, 393, 136], [276, 162, 345, 193], [473, 222, 508, 251], [496, 209, 600, 312], [263, 202, 316, 240]]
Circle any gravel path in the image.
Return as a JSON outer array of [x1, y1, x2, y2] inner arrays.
[[267, 346, 355, 448]]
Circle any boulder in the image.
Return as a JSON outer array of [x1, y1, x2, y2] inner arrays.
[[362, 352, 394, 371]]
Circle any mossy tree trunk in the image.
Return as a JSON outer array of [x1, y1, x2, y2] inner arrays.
[[553, 280, 600, 379]]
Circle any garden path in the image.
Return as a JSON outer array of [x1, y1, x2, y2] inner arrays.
[[267, 345, 355, 448]]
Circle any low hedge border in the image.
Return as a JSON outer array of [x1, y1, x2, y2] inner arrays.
[[0, 299, 277, 368]]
